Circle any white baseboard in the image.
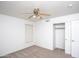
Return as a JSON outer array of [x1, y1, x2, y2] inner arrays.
[[35, 43, 53, 50]]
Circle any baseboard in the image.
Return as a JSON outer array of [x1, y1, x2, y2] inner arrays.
[[65, 51, 71, 55], [35, 44, 53, 50]]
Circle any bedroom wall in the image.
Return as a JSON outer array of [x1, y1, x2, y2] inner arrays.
[[0, 14, 34, 56]]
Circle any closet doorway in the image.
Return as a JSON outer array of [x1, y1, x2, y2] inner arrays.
[[53, 23, 65, 50]]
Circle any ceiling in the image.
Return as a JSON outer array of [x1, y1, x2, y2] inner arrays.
[[0, 1, 79, 21]]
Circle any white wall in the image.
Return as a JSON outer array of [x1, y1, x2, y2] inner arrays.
[[34, 21, 53, 50], [0, 14, 34, 56], [34, 13, 79, 54]]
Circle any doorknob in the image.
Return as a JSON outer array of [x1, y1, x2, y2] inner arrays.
[[72, 40, 74, 42]]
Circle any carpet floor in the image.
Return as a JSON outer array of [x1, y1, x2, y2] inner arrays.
[[1, 45, 72, 58]]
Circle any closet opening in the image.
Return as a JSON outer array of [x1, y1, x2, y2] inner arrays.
[[53, 23, 65, 51]]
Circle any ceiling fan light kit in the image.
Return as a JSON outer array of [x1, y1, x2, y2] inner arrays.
[[33, 15, 36, 18], [25, 8, 50, 19]]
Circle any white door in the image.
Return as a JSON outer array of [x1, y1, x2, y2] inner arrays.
[[71, 21, 79, 57], [25, 24, 33, 43]]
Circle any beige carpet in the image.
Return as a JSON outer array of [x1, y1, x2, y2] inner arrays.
[[1, 45, 72, 58]]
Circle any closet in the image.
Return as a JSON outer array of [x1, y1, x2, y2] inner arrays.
[[54, 23, 65, 49]]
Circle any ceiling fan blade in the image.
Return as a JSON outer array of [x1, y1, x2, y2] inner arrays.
[[39, 13, 50, 16], [28, 15, 33, 19]]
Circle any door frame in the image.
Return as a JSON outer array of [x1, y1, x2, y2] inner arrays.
[[53, 23, 65, 50]]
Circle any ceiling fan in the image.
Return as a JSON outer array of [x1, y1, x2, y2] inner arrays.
[[24, 8, 50, 19]]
